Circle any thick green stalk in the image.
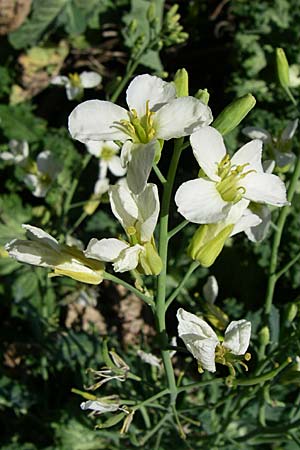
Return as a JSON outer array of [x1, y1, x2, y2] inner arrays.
[[264, 156, 300, 317], [156, 139, 184, 405]]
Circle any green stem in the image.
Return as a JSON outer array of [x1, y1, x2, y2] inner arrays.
[[103, 271, 155, 308], [67, 211, 88, 236], [110, 57, 141, 104], [165, 261, 200, 311], [63, 154, 92, 217], [275, 250, 300, 281], [168, 220, 189, 240], [139, 413, 171, 446], [176, 378, 224, 393], [153, 163, 167, 184], [263, 156, 300, 330], [231, 357, 292, 386], [156, 138, 185, 405]]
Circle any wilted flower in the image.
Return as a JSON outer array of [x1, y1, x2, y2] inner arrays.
[[5, 225, 104, 284], [175, 126, 288, 224], [86, 351, 130, 390], [177, 308, 251, 373], [137, 350, 161, 368], [51, 71, 102, 100], [85, 181, 162, 275], [243, 119, 298, 169], [69, 73, 212, 193], [24, 150, 60, 197], [0, 140, 29, 166], [80, 395, 124, 416]]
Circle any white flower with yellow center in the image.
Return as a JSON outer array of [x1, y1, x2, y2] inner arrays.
[[69, 74, 213, 193], [24, 150, 60, 198], [84, 181, 162, 274], [85, 140, 126, 179], [175, 126, 288, 224], [0, 140, 29, 166], [52, 71, 102, 100], [5, 225, 104, 285], [177, 308, 251, 373]]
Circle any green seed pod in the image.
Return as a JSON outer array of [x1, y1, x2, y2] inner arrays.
[[276, 48, 290, 88], [259, 326, 270, 346], [212, 94, 256, 136], [174, 68, 189, 97]]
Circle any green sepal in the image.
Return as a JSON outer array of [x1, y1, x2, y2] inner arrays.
[[212, 94, 256, 136]]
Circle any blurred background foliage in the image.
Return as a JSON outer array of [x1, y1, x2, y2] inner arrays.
[[1, 0, 300, 448]]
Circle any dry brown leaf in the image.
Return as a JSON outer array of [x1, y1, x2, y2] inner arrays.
[[0, 0, 31, 35]]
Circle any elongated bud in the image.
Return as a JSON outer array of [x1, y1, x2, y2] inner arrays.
[[139, 241, 162, 275], [276, 48, 290, 88], [212, 94, 256, 136], [147, 3, 156, 22], [174, 68, 189, 97], [259, 326, 270, 346], [188, 224, 233, 268], [195, 88, 210, 105], [286, 303, 298, 323]]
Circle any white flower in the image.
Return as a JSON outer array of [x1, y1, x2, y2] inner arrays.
[[177, 308, 251, 372], [0, 140, 29, 165], [24, 150, 60, 197], [52, 71, 102, 100], [84, 181, 161, 274], [69, 74, 213, 193], [243, 119, 298, 169], [86, 140, 126, 179], [5, 225, 104, 285], [175, 126, 288, 224], [203, 276, 218, 304]]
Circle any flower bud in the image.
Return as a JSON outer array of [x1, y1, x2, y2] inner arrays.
[[259, 326, 270, 346], [188, 224, 234, 267], [212, 94, 256, 136], [286, 303, 298, 323], [174, 68, 189, 97], [139, 241, 162, 275], [195, 88, 210, 105], [276, 48, 290, 88]]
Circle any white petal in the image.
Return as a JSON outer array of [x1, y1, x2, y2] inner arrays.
[[113, 244, 143, 272], [175, 178, 229, 224], [5, 239, 58, 267], [22, 224, 59, 247], [68, 100, 128, 143], [94, 177, 110, 195], [242, 127, 271, 143], [0, 152, 14, 161], [263, 160, 275, 173], [137, 350, 161, 368], [223, 320, 251, 355], [203, 276, 218, 304], [85, 141, 103, 157], [126, 74, 176, 116], [79, 71, 102, 88], [177, 308, 219, 372], [230, 208, 262, 238], [99, 160, 108, 179], [126, 141, 158, 194], [66, 85, 81, 100], [51, 75, 69, 86], [154, 97, 213, 141], [109, 183, 139, 231], [231, 140, 263, 173], [281, 119, 298, 141], [242, 173, 288, 206], [274, 150, 296, 168], [190, 126, 226, 181], [80, 400, 119, 413], [136, 183, 160, 242], [108, 156, 127, 176], [85, 238, 129, 262], [243, 205, 270, 242], [36, 151, 60, 179]]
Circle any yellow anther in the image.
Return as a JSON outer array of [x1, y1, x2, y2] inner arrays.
[[69, 73, 81, 87]]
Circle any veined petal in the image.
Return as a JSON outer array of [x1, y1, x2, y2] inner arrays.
[[5, 239, 59, 267], [177, 308, 219, 372], [22, 224, 60, 250], [126, 141, 158, 194], [68, 100, 128, 143], [113, 244, 143, 272], [175, 178, 229, 224], [136, 183, 160, 242], [223, 320, 251, 355], [190, 126, 226, 181], [126, 74, 176, 116], [242, 126, 271, 143], [85, 238, 129, 262], [243, 205, 271, 243], [79, 71, 102, 88], [231, 139, 263, 173], [242, 172, 288, 206], [154, 97, 213, 141], [108, 156, 127, 176], [230, 207, 262, 238], [109, 183, 139, 231]]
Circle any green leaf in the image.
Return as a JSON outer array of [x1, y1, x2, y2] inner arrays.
[[8, 0, 69, 49], [0, 104, 46, 142]]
